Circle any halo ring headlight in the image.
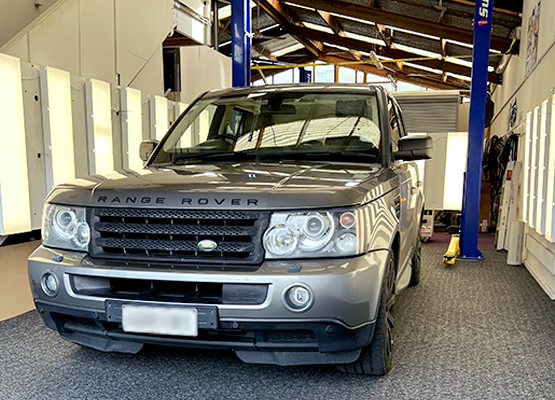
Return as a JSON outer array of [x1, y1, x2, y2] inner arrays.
[[263, 224, 298, 256], [263, 209, 363, 259], [42, 204, 91, 252]]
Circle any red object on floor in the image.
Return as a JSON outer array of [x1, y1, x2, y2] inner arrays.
[[423, 232, 495, 249]]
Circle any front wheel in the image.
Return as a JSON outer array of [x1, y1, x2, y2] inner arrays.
[[409, 234, 421, 286], [336, 251, 396, 375]]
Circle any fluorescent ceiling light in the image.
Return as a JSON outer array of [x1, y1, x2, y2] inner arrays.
[[445, 39, 473, 49], [218, 1, 256, 20], [395, 44, 441, 59], [444, 72, 472, 82], [271, 43, 304, 57], [343, 31, 385, 46], [403, 62, 443, 75], [330, 13, 378, 28], [445, 57, 473, 69], [303, 22, 334, 35], [324, 44, 352, 53], [387, 26, 440, 41], [218, 5, 231, 19]]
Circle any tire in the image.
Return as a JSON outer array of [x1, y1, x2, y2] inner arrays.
[[409, 234, 421, 287], [336, 251, 396, 375]]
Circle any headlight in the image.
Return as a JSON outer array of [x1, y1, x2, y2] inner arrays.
[[42, 204, 90, 251], [263, 210, 365, 259]]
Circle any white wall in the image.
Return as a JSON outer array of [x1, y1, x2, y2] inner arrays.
[[0, 0, 58, 48], [0, 0, 173, 96], [180, 46, 232, 104], [0, 52, 191, 234], [490, 0, 555, 297]]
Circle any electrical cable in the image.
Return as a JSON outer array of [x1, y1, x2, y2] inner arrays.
[[483, 133, 519, 228]]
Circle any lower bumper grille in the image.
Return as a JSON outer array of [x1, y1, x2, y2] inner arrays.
[[70, 275, 268, 305], [265, 330, 317, 342]]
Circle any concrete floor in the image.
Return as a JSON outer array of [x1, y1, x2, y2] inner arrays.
[[2, 247, 555, 399], [0, 241, 39, 321]]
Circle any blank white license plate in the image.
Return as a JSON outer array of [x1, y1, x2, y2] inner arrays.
[[122, 305, 198, 337]]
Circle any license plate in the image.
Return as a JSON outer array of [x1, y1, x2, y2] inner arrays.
[[121, 305, 198, 337]]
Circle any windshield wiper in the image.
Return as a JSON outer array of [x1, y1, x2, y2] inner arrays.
[[171, 150, 377, 164], [172, 152, 251, 163], [278, 151, 378, 162]]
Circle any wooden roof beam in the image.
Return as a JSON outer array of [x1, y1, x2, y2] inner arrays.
[[391, 0, 521, 27], [259, 0, 323, 56], [321, 54, 469, 90], [282, 0, 515, 53], [288, 25, 502, 84], [317, 10, 361, 60]]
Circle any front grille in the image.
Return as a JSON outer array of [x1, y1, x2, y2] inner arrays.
[[90, 208, 269, 265]]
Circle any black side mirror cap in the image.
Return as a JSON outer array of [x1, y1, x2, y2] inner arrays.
[[139, 140, 159, 162], [393, 135, 433, 161]]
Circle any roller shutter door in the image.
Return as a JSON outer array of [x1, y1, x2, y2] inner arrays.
[[392, 91, 461, 134]]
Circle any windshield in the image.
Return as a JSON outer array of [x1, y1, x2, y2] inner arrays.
[[150, 91, 382, 165]]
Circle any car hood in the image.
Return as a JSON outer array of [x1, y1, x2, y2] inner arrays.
[[46, 162, 396, 210]]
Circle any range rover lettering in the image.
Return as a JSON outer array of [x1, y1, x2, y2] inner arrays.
[[29, 84, 431, 375]]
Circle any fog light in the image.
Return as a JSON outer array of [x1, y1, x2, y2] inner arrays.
[[283, 284, 313, 312], [41, 272, 59, 297]]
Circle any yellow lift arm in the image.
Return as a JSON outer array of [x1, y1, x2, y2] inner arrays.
[[443, 234, 460, 265]]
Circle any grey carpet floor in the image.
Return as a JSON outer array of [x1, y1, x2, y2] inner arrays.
[[2, 247, 555, 400]]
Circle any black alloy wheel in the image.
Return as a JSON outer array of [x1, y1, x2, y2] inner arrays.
[[409, 233, 421, 286], [336, 251, 396, 375]]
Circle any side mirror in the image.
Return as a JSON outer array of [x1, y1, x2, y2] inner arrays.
[[393, 135, 433, 161], [139, 140, 159, 162]]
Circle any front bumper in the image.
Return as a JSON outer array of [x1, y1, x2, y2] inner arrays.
[[29, 246, 389, 364]]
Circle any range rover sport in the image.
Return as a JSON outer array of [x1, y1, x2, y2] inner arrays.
[[29, 84, 432, 375]]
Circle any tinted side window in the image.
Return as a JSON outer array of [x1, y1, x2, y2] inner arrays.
[[388, 98, 401, 152]]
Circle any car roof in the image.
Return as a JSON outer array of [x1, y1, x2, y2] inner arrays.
[[202, 83, 386, 100]]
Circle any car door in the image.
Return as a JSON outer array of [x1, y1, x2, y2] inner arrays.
[[388, 98, 415, 281], [394, 101, 420, 243]]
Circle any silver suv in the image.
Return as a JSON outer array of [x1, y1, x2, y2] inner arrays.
[[29, 84, 431, 375]]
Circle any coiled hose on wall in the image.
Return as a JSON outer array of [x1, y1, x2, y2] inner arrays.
[[483, 134, 519, 229]]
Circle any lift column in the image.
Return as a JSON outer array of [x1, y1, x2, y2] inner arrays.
[[459, 0, 494, 260], [231, 0, 251, 87]]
